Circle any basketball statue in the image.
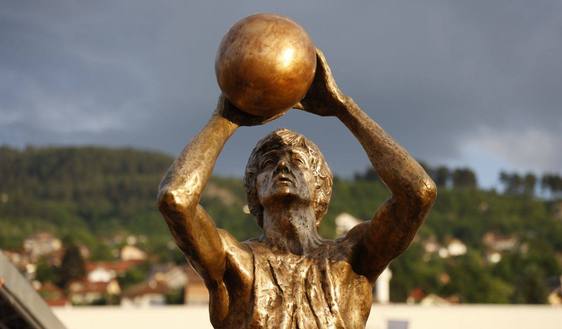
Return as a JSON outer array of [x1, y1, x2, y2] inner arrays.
[[158, 13, 436, 329]]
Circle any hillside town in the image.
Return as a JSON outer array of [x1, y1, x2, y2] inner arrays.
[[3, 213, 561, 308]]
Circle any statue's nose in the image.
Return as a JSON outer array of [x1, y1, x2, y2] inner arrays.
[[275, 159, 290, 174]]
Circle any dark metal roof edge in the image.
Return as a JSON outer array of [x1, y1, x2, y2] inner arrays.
[[0, 251, 67, 329]]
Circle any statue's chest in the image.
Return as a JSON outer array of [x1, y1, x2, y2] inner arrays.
[[247, 243, 371, 329], [257, 252, 318, 290]]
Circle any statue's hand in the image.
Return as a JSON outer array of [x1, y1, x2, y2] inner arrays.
[[216, 95, 284, 126], [294, 49, 348, 117]]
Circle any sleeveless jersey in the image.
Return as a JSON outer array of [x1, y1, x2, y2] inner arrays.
[[244, 240, 372, 329]]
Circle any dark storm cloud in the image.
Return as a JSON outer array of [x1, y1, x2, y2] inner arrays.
[[1, 1, 561, 183]]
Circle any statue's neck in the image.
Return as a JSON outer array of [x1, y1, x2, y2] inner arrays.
[[261, 205, 321, 255]]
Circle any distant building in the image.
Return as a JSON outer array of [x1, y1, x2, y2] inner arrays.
[[37, 282, 69, 307], [482, 232, 518, 252], [68, 279, 121, 305], [407, 288, 453, 305], [486, 251, 502, 264], [423, 240, 440, 254], [436, 238, 468, 258], [420, 294, 451, 306], [375, 267, 392, 304], [122, 280, 170, 307], [149, 264, 187, 290], [407, 288, 426, 304], [23, 232, 62, 261], [446, 239, 467, 257], [86, 260, 142, 283], [335, 212, 362, 236], [120, 245, 147, 261], [87, 266, 115, 283]]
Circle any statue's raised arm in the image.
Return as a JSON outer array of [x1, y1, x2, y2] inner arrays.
[[157, 97, 233, 276], [299, 49, 437, 282], [157, 97, 274, 322]]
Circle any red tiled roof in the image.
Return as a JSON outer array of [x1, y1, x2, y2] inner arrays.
[[123, 280, 170, 298], [38, 282, 62, 294], [69, 280, 111, 294], [85, 260, 142, 273], [408, 288, 426, 301]]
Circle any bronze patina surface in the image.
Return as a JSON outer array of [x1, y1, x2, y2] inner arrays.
[[215, 13, 317, 117], [158, 48, 437, 328]]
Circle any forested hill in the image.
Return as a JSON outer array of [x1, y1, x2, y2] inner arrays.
[[1, 145, 561, 303]]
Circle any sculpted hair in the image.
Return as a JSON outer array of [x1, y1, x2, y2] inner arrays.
[[244, 128, 333, 227]]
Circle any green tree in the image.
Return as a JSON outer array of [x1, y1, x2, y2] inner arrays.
[[35, 257, 59, 283], [58, 240, 86, 287], [452, 168, 478, 189], [433, 166, 450, 188], [523, 173, 537, 196]]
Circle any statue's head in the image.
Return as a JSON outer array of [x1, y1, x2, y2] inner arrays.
[[244, 129, 333, 227]]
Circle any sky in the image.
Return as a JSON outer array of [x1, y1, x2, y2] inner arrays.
[[1, 0, 561, 187]]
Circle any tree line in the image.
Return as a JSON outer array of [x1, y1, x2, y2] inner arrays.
[[354, 161, 562, 197]]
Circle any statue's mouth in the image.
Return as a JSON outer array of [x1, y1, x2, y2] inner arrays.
[[275, 174, 294, 185]]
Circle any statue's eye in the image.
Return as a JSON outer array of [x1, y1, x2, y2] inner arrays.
[[260, 159, 274, 170], [293, 156, 305, 167]]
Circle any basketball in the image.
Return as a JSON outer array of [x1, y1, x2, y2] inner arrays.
[[215, 13, 317, 117]]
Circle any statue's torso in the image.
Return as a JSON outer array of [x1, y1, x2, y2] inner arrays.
[[212, 237, 373, 329]]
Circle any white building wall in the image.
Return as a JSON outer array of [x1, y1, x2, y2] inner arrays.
[[375, 268, 392, 304], [54, 305, 562, 329]]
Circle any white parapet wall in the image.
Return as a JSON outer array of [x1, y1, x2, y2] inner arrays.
[[53, 304, 562, 329]]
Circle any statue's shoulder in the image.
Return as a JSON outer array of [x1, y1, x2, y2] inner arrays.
[[240, 237, 268, 254], [217, 229, 253, 261]]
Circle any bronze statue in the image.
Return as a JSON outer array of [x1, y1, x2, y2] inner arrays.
[[158, 14, 436, 329], [215, 13, 317, 117]]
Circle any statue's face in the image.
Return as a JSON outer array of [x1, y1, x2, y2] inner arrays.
[[255, 146, 316, 208]]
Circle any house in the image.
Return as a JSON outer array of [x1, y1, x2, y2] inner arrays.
[[68, 279, 121, 305], [423, 240, 440, 254], [149, 264, 187, 290], [87, 266, 115, 283], [122, 280, 170, 307], [36, 282, 68, 307], [437, 238, 468, 258], [486, 251, 502, 264], [23, 232, 62, 261], [407, 288, 453, 305], [120, 245, 147, 261], [407, 288, 426, 304], [85, 260, 142, 283], [335, 213, 362, 236], [420, 294, 451, 306], [482, 232, 518, 252], [446, 239, 467, 256]]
